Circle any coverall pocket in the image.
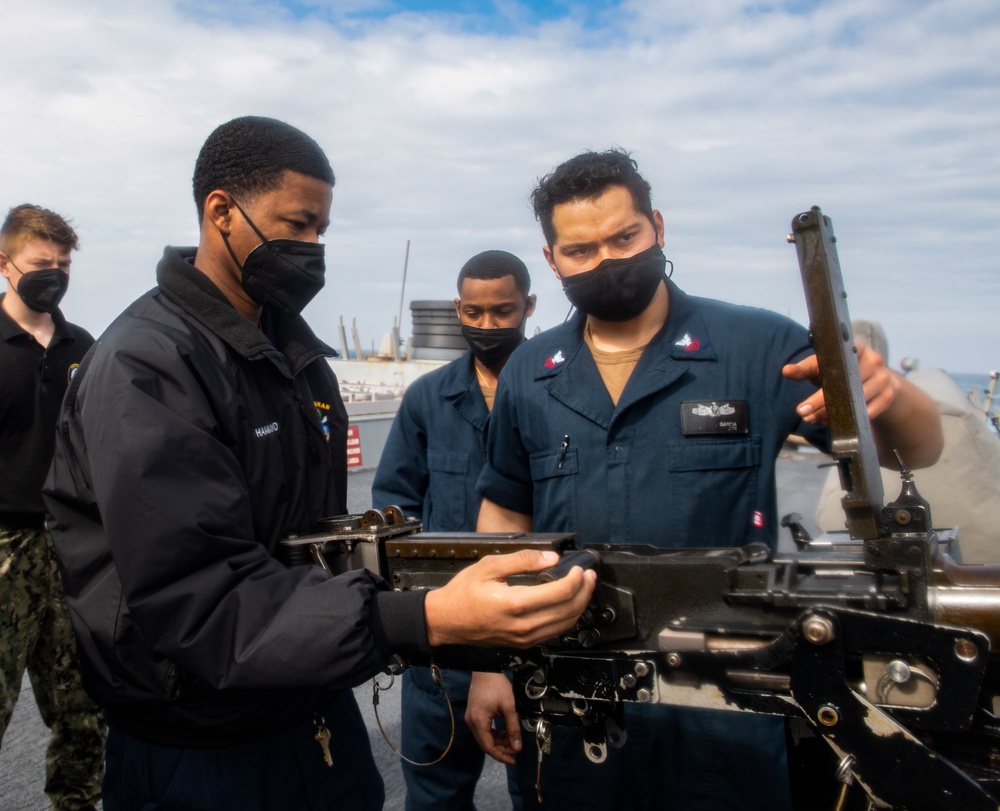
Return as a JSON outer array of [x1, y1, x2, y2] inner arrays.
[[529, 448, 579, 529], [665, 438, 761, 544], [427, 450, 469, 530]]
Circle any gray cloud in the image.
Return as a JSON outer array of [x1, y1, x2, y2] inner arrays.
[[2, 0, 997, 372]]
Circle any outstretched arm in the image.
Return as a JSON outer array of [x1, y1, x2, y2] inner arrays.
[[424, 546, 595, 648], [783, 341, 943, 469]]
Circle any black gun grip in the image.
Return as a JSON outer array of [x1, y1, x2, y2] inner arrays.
[[535, 549, 602, 584]]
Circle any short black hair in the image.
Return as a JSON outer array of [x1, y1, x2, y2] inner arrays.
[[457, 250, 531, 297], [530, 148, 654, 248], [192, 116, 335, 221]]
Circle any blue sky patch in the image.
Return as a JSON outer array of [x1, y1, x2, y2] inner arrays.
[[267, 0, 623, 32]]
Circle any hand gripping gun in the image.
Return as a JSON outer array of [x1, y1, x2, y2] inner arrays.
[[282, 208, 1000, 810]]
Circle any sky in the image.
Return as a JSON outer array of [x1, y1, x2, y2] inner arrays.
[[2, 0, 998, 373]]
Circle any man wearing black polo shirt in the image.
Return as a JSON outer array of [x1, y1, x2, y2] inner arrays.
[[0, 204, 104, 811]]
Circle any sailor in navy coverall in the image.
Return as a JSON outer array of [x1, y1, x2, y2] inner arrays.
[[477, 282, 826, 809], [479, 280, 824, 561], [466, 150, 943, 810], [373, 250, 535, 810]]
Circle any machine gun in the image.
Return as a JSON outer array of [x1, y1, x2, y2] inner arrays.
[[283, 208, 1000, 810]]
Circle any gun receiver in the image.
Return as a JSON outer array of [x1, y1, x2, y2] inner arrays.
[[283, 208, 999, 809]]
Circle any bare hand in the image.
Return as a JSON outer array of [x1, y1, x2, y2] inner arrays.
[[782, 341, 899, 425], [423, 549, 596, 648], [782, 340, 942, 468], [466, 671, 521, 764]]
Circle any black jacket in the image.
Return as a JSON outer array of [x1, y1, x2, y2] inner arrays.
[[44, 247, 426, 746]]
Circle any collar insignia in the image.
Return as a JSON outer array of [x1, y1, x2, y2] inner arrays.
[[544, 350, 565, 369], [675, 333, 701, 352]]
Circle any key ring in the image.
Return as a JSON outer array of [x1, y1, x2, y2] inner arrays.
[[372, 663, 455, 767]]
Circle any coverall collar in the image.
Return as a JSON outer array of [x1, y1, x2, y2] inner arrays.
[[536, 279, 718, 430], [440, 350, 489, 434]]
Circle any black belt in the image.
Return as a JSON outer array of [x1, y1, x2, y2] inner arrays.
[[0, 512, 46, 531]]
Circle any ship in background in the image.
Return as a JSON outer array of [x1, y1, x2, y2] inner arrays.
[[331, 299, 465, 471]]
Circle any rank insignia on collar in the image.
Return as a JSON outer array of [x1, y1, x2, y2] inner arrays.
[[675, 333, 701, 352], [544, 350, 565, 369]]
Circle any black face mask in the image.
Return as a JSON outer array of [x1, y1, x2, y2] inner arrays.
[[559, 243, 666, 322], [461, 325, 524, 369], [222, 199, 326, 319], [9, 261, 69, 313]]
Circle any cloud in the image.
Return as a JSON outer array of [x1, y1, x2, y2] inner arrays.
[[2, 0, 997, 372]]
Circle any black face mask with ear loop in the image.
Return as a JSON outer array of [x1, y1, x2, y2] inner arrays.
[[221, 198, 326, 318], [461, 324, 525, 369], [8, 261, 69, 313], [559, 243, 667, 322]]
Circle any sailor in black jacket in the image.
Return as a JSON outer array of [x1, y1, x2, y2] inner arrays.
[[43, 117, 594, 811]]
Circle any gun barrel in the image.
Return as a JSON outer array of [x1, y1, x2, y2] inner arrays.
[[931, 555, 1000, 651]]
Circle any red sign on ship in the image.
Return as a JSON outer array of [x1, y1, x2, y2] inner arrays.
[[347, 424, 363, 468]]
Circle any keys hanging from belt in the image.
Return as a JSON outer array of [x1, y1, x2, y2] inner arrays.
[[535, 718, 552, 804], [314, 715, 333, 767]]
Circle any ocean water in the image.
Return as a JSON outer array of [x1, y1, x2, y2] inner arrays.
[[948, 371, 997, 404]]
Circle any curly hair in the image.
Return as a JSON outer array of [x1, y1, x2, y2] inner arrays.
[[192, 116, 335, 221], [530, 149, 654, 248], [0, 204, 79, 258]]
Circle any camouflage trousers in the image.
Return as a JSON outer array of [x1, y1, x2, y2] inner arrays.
[[0, 527, 105, 811]]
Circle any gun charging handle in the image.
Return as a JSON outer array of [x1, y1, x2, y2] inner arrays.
[[534, 549, 602, 584], [536, 549, 610, 648]]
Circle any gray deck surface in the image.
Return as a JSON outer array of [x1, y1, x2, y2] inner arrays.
[[0, 450, 830, 810]]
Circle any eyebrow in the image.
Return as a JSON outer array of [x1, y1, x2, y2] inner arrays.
[[461, 301, 519, 309], [558, 222, 643, 253], [289, 207, 330, 227], [557, 239, 596, 253]]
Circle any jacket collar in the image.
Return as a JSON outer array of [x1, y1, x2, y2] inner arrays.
[[155, 247, 337, 374]]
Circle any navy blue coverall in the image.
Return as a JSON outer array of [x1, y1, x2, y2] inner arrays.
[[477, 279, 828, 811], [372, 350, 490, 810]]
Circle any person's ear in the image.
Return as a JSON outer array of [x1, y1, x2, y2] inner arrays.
[[525, 294, 537, 319], [204, 190, 235, 236]]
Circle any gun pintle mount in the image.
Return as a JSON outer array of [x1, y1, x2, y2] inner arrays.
[[282, 208, 1000, 810]]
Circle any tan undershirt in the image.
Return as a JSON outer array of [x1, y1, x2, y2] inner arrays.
[[584, 326, 647, 406], [479, 385, 496, 411], [474, 364, 497, 411]]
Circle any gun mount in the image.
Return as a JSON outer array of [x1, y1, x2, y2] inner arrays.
[[281, 208, 999, 809]]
